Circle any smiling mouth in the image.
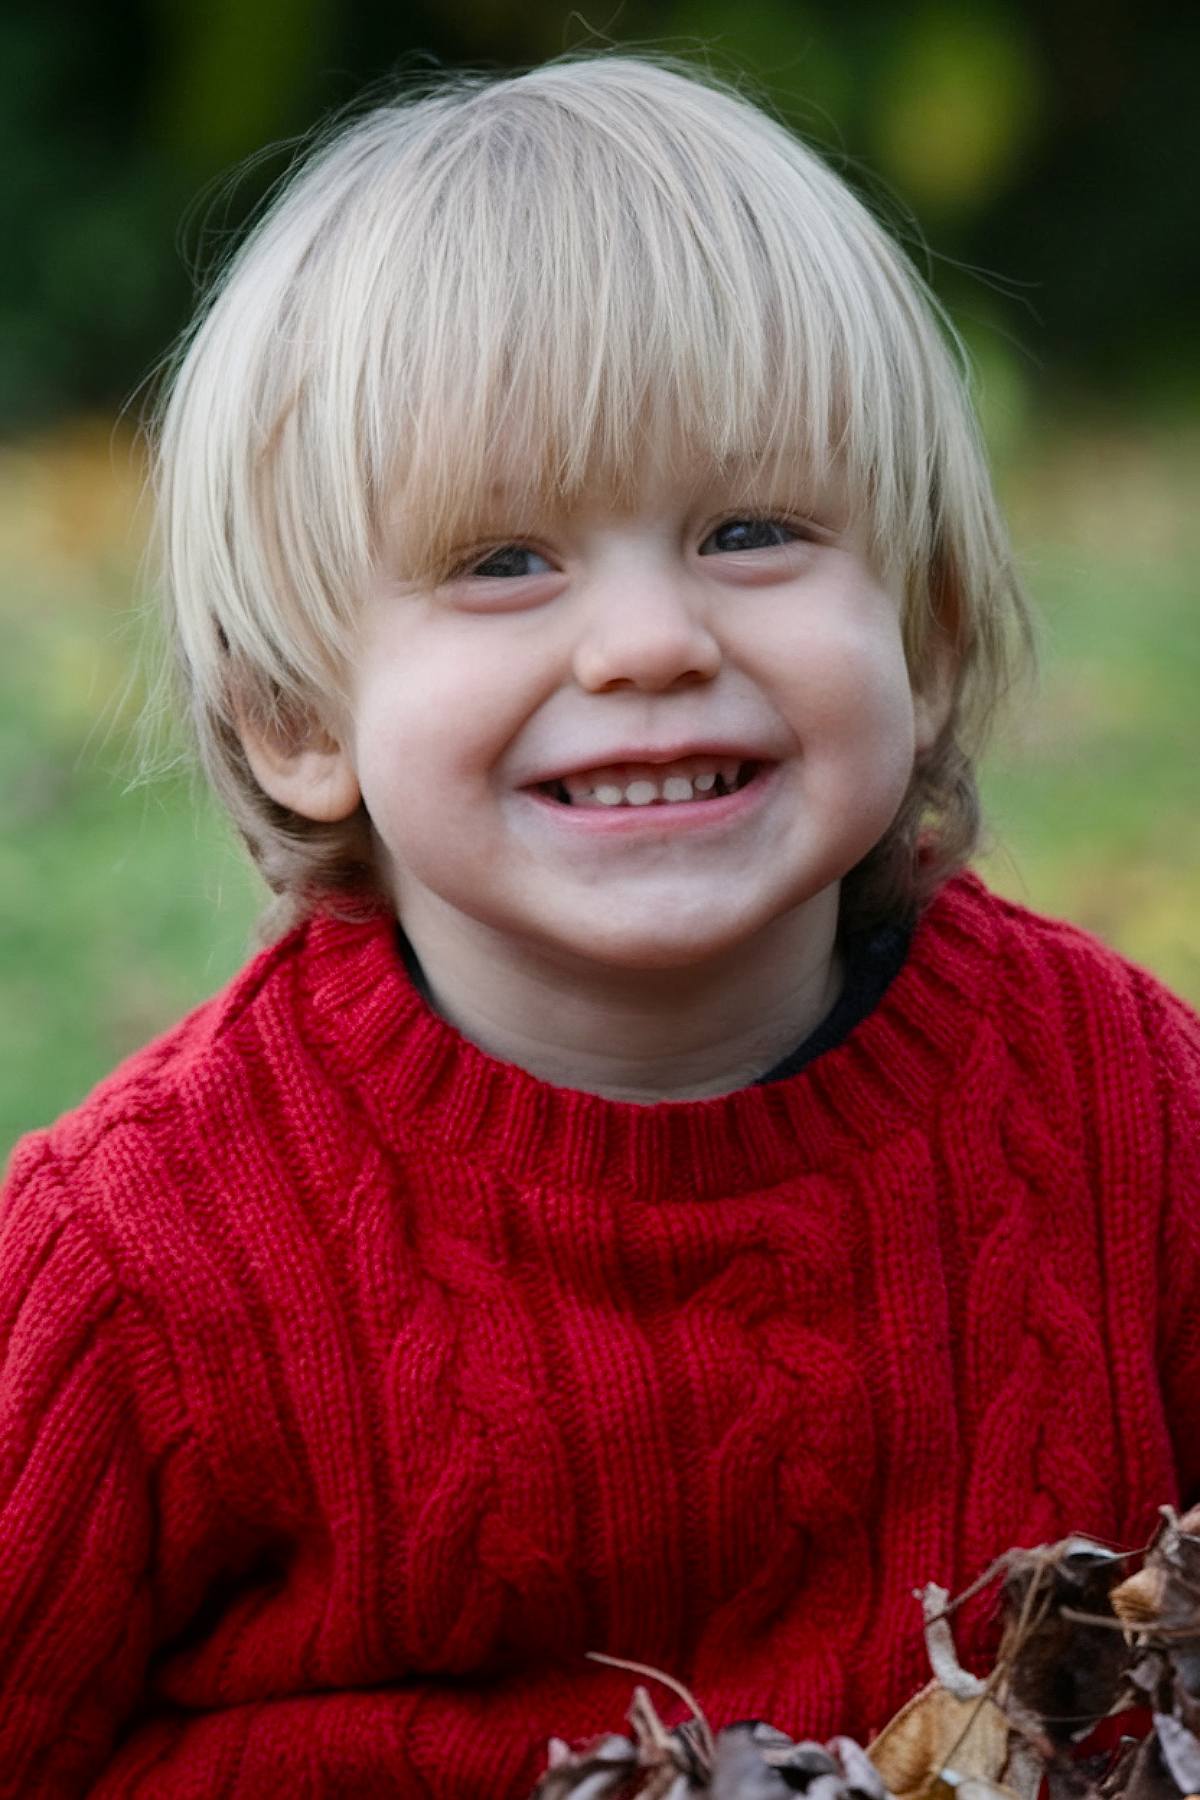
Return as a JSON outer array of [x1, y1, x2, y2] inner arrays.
[[536, 759, 763, 809]]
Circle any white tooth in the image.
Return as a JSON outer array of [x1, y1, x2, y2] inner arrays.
[[625, 779, 658, 806], [720, 762, 740, 788], [593, 784, 623, 806], [662, 776, 694, 802], [693, 771, 716, 792]]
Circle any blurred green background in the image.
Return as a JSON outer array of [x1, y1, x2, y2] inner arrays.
[[2, 0, 1198, 1153]]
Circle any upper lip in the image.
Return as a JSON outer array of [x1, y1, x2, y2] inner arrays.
[[521, 743, 777, 785]]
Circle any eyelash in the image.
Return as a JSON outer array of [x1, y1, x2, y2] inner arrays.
[[460, 515, 809, 580], [698, 517, 805, 556], [468, 544, 554, 579]]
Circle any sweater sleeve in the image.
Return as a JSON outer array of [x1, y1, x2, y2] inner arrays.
[[1143, 974, 1200, 1508], [0, 1136, 170, 1797]]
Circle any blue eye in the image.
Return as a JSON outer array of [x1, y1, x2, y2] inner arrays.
[[472, 545, 553, 578], [700, 518, 797, 555]]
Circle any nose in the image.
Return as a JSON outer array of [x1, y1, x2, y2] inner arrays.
[[572, 566, 722, 693]]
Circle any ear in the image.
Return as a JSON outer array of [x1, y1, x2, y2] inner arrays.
[[912, 624, 958, 757], [912, 563, 962, 756], [239, 714, 362, 823]]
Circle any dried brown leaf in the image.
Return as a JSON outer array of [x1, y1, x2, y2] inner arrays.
[[943, 1780, 1022, 1800], [1001, 1540, 1128, 1738], [528, 1734, 640, 1800], [829, 1735, 891, 1800], [1153, 1713, 1200, 1797], [709, 1733, 794, 1800], [1103, 1735, 1175, 1800], [1113, 1570, 1172, 1630], [1000, 1736, 1046, 1800], [868, 1681, 1011, 1800], [1111, 1513, 1200, 1706], [920, 1587, 990, 1701]]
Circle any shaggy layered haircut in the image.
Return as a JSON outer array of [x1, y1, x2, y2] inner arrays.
[[152, 54, 1033, 939]]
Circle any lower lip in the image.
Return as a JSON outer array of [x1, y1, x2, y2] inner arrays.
[[519, 763, 779, 835]]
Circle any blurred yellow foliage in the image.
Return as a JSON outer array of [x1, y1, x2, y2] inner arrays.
[[0, 419, 149, 594], [873, 4, 1041, 214]]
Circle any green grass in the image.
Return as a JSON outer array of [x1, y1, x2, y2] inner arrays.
[[3, 420, 1197, 1157], [0, 429, 263, 1152], [978, 543, 1199, 998], [0, 599, 261, 1153]]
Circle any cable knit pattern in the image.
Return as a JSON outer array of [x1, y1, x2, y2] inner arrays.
[[2, 872, 1199, 1797]]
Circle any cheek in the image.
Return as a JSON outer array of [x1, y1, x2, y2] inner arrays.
[[764, 614, 919, 845], [347, 642, 527, 834], [841, 649, 917, 751], [772, 609, 915, 743]]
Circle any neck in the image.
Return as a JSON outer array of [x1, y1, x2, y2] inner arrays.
[[396, 894, 844, 1103]]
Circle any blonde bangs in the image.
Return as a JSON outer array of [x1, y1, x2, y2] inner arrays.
[[355, 63, 953, 593]]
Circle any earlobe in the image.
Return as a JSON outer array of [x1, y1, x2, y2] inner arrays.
[[239, 718, 362, 823], [912, 634, 958, 757], [914, 564, 962, 755], [913, 681, 952, 757]]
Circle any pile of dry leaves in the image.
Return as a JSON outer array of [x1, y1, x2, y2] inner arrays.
[[530, 1504, 1200, 1800]]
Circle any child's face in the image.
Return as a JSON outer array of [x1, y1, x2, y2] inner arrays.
[[275, 462, 948, 973]]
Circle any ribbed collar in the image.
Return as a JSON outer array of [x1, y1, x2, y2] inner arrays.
[[296, 873, 996, 1205]]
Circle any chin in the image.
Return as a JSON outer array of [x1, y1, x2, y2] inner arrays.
[[574, 935, 738, 975], [539, 900, 794, 976]]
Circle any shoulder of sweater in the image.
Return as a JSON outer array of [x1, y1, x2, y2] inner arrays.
[[933, 869, 1200, 1061], [5, 915, 318, 1199]]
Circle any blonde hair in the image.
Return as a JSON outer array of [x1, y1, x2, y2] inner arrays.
[[151, 52, 1033, 937]]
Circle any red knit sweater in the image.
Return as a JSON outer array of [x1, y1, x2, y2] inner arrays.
[[2, 872, 1199, 1797]]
